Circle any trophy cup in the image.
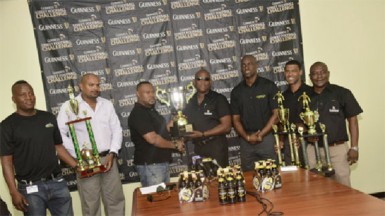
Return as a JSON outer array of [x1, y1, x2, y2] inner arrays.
[[298, 92, 319, 135], [65, 85, 106, 178], [297, 92, 335, 177], [155, 82, 196, 138], [273, 92, 300, 166]]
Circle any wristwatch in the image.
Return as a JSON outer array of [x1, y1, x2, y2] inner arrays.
[[350, 146, 359, 151]]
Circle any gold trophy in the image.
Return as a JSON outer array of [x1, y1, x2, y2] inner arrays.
[[65, 85, 106, 178], [298, 92, 319, 135], [155, 82, 196, 138]]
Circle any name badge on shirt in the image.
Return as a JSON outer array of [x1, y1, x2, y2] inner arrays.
[[256, 94, 266, 99], [26, 185, 39, 194], [204, 110, 213, 116]]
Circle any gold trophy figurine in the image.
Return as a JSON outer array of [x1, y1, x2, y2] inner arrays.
[[298, 92, 319, 135]]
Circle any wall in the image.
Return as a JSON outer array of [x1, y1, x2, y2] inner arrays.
[[1, 0, 384, 215]]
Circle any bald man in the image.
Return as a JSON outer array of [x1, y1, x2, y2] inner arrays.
[[57, 74, 125, 216]]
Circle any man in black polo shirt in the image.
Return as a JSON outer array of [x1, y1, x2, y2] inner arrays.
[[128, 81, 185, 187], [231, 55, 279, 171], [282, 60, 312, 165], [308, 62, 362, 186], [184, 69, 232, 167], [0, 80, 77, 215]]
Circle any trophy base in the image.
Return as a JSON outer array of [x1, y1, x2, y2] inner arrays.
[[79, 165, 107, 178], [309, 167, 335, 177], [171, 123, 193, 138]]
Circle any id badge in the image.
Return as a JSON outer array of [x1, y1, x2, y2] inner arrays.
[[26, 185, 38, 194]]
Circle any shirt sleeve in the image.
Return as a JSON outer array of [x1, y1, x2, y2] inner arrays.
[[342, 88, 363, 118], [129, 109, 155, 136], [107, 102, 123, 154], [56, 101, 76, 157], [230, 88, 240, 115], [216, 94, 231, 118], [0, 121, 13, 156]]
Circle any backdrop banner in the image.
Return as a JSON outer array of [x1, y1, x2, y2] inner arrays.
[[28, 0, 304, 190]]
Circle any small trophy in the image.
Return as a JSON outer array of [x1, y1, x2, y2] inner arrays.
[[155, 82, 196, 138], [65, 84, 106, 178]]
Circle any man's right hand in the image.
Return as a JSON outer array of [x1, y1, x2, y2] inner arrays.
[[11, 190, 29, 212], [174, 140, 185, 152]]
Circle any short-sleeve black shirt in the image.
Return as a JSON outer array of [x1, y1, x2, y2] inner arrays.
[[183, 90, 231, 166], [283, 83, 313, 124], [310, 83, 363, 143], [0, 110, 62, 181], [230, 76, 279, 132], [128, 103, 172, 165]]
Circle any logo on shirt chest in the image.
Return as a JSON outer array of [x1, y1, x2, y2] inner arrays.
[[329, 106, 339, 113], [204, 109, 213, 116], [256, 94, 266, 99]]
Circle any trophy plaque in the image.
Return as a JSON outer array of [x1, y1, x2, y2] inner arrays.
[[155, 82, 196, 138], [65, 85, 106, 178]]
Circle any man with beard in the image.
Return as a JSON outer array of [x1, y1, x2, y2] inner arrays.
[[57, 74, 125, 216], [230, 55, 279, 171], [128, 81, 185, 187]]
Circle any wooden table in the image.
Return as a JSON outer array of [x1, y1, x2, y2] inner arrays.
[[132, 169, 385, 215]]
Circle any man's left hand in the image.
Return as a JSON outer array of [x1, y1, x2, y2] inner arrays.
[[347, 149, 359, 165], [104, 154, 115, 171]]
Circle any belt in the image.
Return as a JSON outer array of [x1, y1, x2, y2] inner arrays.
[[18, 172, 62, 185], [99, 150, 110, 157], [329, 141, 345, 146]]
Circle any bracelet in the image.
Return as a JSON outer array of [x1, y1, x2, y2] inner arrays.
[[350, 146, 359, 151]]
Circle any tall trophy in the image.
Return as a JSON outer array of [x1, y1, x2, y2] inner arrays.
[[298, 92, 334, 177], [155, 82, 196, 138], [65, 85, 106, 178], [273, 91, 300, 167]]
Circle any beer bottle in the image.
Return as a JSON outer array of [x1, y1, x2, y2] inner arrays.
[[236, 174, 246, 202], [272, 164, 282, 189], [218, 174, 227, 204], [226, 173, 236, 204]]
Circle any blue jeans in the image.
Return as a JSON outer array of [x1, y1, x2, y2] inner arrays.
[[18, 178, 73, 216], [136, 162, 170, 187]]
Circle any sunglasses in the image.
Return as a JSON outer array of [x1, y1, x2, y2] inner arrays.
[[146, 186, 171, 202], [195, 77, 210, 81]]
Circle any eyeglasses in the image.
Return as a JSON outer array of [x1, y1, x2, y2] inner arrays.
[[146, 186, 171, 202], [195, 77, 210, 81]]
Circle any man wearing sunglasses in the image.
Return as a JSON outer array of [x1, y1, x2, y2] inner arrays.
[[183, 69, 232, 167], [231, 55, 279, 171]]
